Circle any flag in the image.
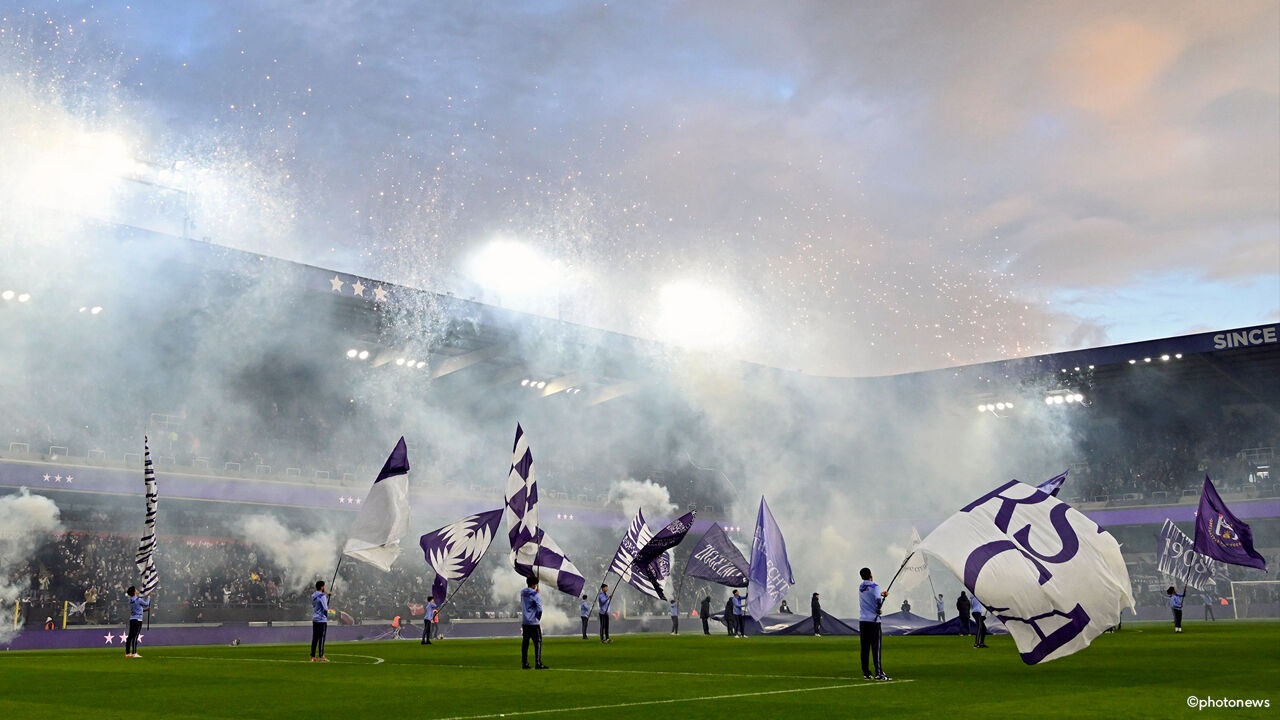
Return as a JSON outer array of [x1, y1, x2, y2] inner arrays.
[[747, 497, 794, 620], [1193, 476, 1267, 571], [503, 424, 539, 552], [407, 602, 425, 617], [1156, 519, 1218, 590], [631, 510, 697, 599], [67, 601, 87, 616], [432, 574, 449, 604], [135, 436, 159, 593], [897, 526, 930, 591], [608, 508, 662, 599], [420, 509, 503, 588], [342, 437, 411, 572], [512, 529, 586, 597], [683, 523, 750, 588], [1035, 470, 1068, 498], [915, 480, 1134, 664]]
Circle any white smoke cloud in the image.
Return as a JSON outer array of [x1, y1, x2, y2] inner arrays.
[[0, 490, 63, 642], [235, 515, 339, 593], [608, 478, 677, 519]]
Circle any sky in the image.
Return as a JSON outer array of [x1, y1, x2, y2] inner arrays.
[[1, 0, 1277, 376]]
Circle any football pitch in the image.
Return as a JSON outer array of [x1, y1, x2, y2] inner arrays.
[[1, 621, 1275, 719]]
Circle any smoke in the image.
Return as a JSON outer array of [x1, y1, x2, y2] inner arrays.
[[235, 515, 339, 593], [608, 479, 677, 519], [0, 490, 63, 641]]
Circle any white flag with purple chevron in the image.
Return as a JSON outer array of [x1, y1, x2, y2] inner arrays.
[[135, 436, 159, 593], [503, 424, 539, 552]]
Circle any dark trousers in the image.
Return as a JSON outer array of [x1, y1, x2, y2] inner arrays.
[[813, 614, 822, 635], [598, 613, 610, 641], [859, 621, 883, 676], [1204, 605, 1214, 621], [958, 612, 971, 635], [671, 617, 678, 634], [521, 624, 542, 666], [1173, 608, 1183, 629], [726, 614, 735, 635], [125, 619, 142, 654], [702, 615, 710, 634], [735, 614, 746, 636], [972, 613, 987, 646], [581, 616, 589, 639], [311, 621, 328, 657], [421, 620, 432, 643]]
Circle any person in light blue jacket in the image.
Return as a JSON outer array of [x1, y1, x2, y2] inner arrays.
[[520, 577, 548, 669]]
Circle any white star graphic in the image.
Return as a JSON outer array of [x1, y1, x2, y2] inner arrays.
[[103, 632, 115, 644], [373, 285, 387, 302], [136, 634, 144, 644], [338, 497, 346, 504], [54, 475, 62, 483], [354, 497, 362, 505], [42, 474, 50, 482], [329, 275, 344, 292], [351, 280, 365, 297], [64, 475, 73, 483]]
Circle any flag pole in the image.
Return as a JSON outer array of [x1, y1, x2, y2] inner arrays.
[[878, 552, 915, 614]]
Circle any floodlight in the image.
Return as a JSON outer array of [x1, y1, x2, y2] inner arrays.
[[1, 290, 12, 301], [357, 350, 370, 360], [346, 349, 358, 359]]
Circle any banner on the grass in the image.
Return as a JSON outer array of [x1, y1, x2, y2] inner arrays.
[[1193, 476, 1268, 572], [916, 480, 1134, 665], [1156, 519, 1218, 590], [683, 523, 749, 587]]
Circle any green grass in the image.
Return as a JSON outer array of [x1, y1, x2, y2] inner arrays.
[[1, 622, 1276, 719]]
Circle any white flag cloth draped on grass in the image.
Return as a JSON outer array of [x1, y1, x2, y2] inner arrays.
[[135, 436, 159, 593], [502, 424, 585, 597], [897, 526, 929, 592], [915, 480, 1134, 665], [342, 437, 411, 572], [608, 508, 662, 599]]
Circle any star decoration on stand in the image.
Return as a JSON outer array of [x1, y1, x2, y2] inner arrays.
[[42, 474, 50, 482], [103, 632, 116, 644], [351, 280, 365, 297], [64, 475, 73, 483], [137, 634, 144, 644], [329, 275, 344, 292], [339, 496, 348, 504], [373, 286, 387, 302], [54, 475, 62, 483]]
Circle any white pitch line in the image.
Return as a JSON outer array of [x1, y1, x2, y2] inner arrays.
[[430, 680, 914, 720], [157, 653, 384, 665], [414, 662, 846, 681]]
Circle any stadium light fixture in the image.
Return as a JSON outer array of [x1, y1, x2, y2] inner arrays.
[[395, 358, 406, 366], [90, 306, 103, 315], [536, 381, 547, 389], [17, 293, 30, 302], [1175, 353, 1182, 359], [1128, 359, 1136, 364], [1161, 354, 1170, 361], [346, 349, 358, 359], [1144, 357, 1151, 363], [1, 290, 13, 301], [357, 350, 370, 360], [415, 361, 426, 369], [466, 239, 562, 296], [521, 379, 530, 386]]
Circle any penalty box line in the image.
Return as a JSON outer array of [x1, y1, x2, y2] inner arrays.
[[431, 679, 915, 720]]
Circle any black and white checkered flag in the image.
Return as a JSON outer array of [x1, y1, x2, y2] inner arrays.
[[135, 436, 159, 593]]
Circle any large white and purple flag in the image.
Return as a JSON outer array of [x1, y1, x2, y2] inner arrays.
[[632, 510, 696, 599], [503, 424, 539, 552], [916, 480, 1134, 665], [747, 497, 794, 620], [135, 436, 159, 593], [608, 508, 662, 599], [897, 526, 929, 592], [342, 437, 411, 572], [420, 508, 503, 586], [512, 529, 586, 597], [1156, 518, 1218, 590], [683, 523, 750, 588]]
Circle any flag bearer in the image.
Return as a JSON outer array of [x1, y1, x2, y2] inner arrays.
[[521, 577, 548, 669], [580, 595, 591, 639], [597, 584, 612, 643], [1167, 586, 1186, 633], [124, 586, 149, 658], [421, 595, 437, 644], [310, 580, 331, 662], [858, 567, 890, 680]]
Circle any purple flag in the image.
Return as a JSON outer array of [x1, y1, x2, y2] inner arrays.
[[376, 436, 410, 482], [420, 509, 503, 583], [1193, 477, 1268, 571], [1035, 470, 1068, 498], [747, 497, 794, 620], [683, 523, 749, 587], [503, 424, 539, 552], [631, 511, 696, 599], [608, 509, 662, 599], [431, 574, 448, 604], [512, 529, 586, 597]]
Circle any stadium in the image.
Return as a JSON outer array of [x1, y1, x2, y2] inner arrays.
[[1, 3, 1278, 719]]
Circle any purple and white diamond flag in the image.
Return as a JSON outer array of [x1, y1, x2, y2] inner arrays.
[[503, 424, 538, 552], [512, 529, 586, 598]]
